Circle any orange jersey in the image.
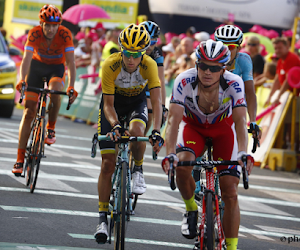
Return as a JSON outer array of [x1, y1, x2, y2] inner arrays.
[[25, 25, 74, 65]]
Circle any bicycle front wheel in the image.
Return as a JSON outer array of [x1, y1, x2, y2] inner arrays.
[[28, 119, 44, 193], [205, 192, 215, 250], [114, 161, 127, 250]]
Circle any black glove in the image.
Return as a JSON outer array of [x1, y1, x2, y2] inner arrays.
[[248, 122, 261, 134], [149, 129, 164, 147], [161, 105, 169, 127], [111, 123, 126, 135]]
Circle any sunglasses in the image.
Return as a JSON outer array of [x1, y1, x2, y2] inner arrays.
[[150, 40, 157, 46], [247, 43, 258, 46], [122, 49, 145, 58], [224, 43, 239, 50], [197, 62, 224, 72]]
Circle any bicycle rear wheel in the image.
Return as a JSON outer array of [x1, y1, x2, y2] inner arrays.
[[114, 161, 127, 250], [205, 192, 215, 250], [28, 119, 44, 193]]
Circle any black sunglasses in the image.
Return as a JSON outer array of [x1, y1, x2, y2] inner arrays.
[[197, 62, 224, 73]]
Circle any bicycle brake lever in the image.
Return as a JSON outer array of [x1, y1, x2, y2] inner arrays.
[[91, 133, 98, 158], [168, 156, 176, 190], [67, 89, 74, 110]]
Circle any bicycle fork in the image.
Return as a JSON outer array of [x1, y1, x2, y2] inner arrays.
[[200, 169, 225, 250]]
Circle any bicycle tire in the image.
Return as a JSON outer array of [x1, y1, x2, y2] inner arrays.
[[29, 119, 44, 193], [25, 118, 38, 186], [205, 192, 215, 250], [114, 161, 127, 250], [128, 150, 138, 211]]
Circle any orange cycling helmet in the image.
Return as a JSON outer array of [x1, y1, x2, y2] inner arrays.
[[39, 4, 62, 24]]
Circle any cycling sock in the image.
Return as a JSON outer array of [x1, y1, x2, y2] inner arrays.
[[183, 195, 198, 212], [99, 212, 108, 224], [17, 149, 26, 163], [99, 201, 109, 224], [46, 121, 56, 130], [133, 165, 143, 173], [225, 238, 238, 250], [134, 158, 143, 166]]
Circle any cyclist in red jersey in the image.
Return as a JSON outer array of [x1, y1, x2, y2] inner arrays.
[[12, 4, 78, 175]]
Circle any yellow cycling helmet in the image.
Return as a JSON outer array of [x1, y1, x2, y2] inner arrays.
[[118, 24, 151, 52]]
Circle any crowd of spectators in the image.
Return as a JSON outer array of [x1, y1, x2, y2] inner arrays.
[[4, 20, 300, 105]]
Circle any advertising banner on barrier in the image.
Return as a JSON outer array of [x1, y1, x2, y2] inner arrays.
[[148, 0, 300, 29], [79, 0, 139, 24], [12, 0, 63, 25]]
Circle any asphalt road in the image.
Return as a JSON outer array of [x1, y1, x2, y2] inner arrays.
[[1, 108, 300, 250]]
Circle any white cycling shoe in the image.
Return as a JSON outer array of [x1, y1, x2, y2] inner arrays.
[[132, 171, 146, 195]]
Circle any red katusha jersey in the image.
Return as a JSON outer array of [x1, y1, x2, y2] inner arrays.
[[24, 25, 74, 65]]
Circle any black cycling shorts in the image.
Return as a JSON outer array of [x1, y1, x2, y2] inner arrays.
[[98, 96, 148, 154], [26, 59, 65, 93]]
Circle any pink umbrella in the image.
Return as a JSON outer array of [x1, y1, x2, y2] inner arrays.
[[62, 4, 110, 25]]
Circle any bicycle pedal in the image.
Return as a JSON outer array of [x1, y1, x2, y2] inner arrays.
[[13, 173, 22, 177]]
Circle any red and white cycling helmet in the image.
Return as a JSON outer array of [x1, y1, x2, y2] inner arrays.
[[195, 39, 231, 65]]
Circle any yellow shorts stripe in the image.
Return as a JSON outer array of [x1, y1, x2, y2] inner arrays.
[[129, 118, 146, 128], [101, 149, 116, 155]]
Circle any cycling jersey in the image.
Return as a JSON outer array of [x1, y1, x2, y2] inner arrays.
[[171, 68, 246, 178], [101, 52, 160, 106], [25, 25, 74, 65], [146, 47, 164, 98], [149, 47, 164, 66], [171, 68, 246, 126], [230, 52, 253, 82]]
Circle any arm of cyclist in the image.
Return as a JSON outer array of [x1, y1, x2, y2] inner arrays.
[[232, 106, 254, 175], [161, 103, 184, 174], [244, 79, 257, 124], [16, 51, 33, 91], [149, 87, 164, 153], [103, 94, 129, 141], [65, 51, 78, 104]]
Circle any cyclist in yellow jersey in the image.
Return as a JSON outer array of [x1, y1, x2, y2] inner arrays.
[[94, 24, 164, 244]]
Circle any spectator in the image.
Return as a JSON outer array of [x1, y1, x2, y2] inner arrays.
[[245, 36, 265, 78], [74, 39, 91, 68], [254, 62, 276, 90], [265, 37, 300, 106], [95, 28, 120, 95], [163, 36, 180, 71], [186, 26, 197, 40], [164, 44, 184, 84], [0, 27, 8, 48], [176, 37, 195, 65]]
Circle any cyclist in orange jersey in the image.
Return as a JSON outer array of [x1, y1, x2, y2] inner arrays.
[[12, 4, 78, 176]]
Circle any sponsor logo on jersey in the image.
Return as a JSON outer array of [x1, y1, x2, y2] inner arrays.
[[110, 61, 121, 72], [176, 76, 196, 94], [228, 80, 242, 93], [236, 98, 244, 105], [186, 141, 196, 144]]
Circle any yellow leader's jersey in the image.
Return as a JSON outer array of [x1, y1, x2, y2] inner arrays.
[[101, 52, 160, 105]]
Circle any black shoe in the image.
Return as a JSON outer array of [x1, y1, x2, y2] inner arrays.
[[94, 222, 108, 244], [181, 210, 198, 239]]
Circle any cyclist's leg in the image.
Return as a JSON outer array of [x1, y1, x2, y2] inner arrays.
[[212, 122, 240, 250], [128, 99, 148, 194], [13, 60, 41, 174], [176, 121, 206, 239], [46, 65, 65, 144], [95, 98, 116, 243]]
